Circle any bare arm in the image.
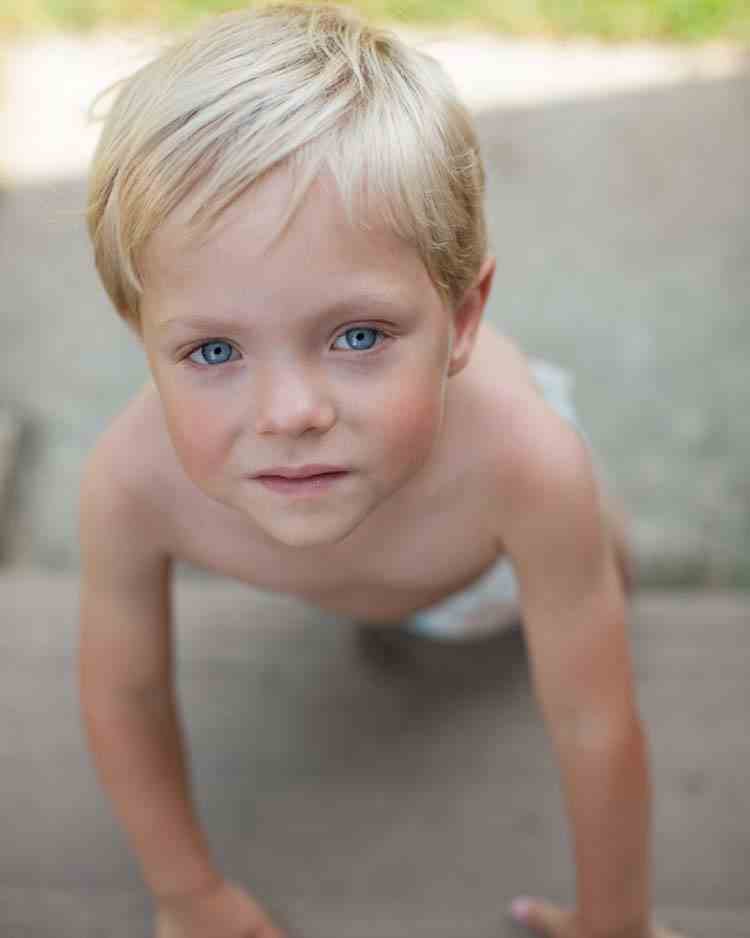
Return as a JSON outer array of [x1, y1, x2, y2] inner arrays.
[[500, 413, 651, 937], [78, 441, 222, 903], [552, 722, 651, 938], [80, 682, 223, 902]]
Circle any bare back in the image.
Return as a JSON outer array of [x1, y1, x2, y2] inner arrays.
[[101, 322, 552, 624]]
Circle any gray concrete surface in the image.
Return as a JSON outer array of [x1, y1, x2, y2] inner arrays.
[[0, 30, 749, 583], [1, 567, 748, 936]]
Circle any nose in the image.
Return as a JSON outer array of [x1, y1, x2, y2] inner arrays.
[[254, 364, 336, 438]]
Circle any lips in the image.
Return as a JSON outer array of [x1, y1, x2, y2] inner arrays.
[[254, 465, 347, 480], [255, 470, 349, 496], [261, 471, 341, 480]]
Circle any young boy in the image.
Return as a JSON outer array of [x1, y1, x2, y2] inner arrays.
[[79, 4, 683, 937]]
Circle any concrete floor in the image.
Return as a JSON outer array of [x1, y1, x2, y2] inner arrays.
[[1, 567, 747, 937]]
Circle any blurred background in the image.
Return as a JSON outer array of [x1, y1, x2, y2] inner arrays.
[[0, 0, 749, 583]]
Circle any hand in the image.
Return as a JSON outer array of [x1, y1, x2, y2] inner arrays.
[[155, 878, 288, 938], [508, 897, 689, 938]]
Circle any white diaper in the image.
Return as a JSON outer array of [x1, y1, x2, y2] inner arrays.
[[405, 555, 521, 640], [403, 358, 586, 640]]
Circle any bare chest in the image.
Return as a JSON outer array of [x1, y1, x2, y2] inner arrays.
[[167, 467, 500, 624]]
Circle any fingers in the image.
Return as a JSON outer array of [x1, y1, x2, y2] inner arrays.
[[510, 896, 576, 936], [508, 903, 691, 938], [653, 925, 691, 938]]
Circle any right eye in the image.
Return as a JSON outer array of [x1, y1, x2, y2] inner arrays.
[[187, 341, 238, 366]]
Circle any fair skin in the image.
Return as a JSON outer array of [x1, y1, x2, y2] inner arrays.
[[139, 165, 467, 553], [80, 163, 685, 938]]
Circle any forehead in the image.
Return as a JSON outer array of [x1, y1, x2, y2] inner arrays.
[[139, 165, 435, 313]]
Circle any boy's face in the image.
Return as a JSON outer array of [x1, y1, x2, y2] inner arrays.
[[138, 165, 491, 549]]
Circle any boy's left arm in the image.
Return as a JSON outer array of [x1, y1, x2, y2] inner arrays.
[[498, 422, 655, 938]]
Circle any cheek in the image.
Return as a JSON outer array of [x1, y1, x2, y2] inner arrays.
[[375, 376, 445, 461], [161, 387, 235, 482]]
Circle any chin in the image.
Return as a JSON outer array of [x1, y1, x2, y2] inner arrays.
[[261, 514, 365, 550]]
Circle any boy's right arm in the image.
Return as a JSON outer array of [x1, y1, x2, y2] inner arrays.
[[77, 440, 223, 903], [79, 440, 288, 937]]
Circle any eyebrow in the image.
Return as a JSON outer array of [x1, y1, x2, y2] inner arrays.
[[157, 291, 410, 333]]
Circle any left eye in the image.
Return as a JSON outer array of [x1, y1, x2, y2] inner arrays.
[[333, 327, 383, 352]]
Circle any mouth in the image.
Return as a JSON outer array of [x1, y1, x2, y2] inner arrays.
[[255, 470, 350, 496]]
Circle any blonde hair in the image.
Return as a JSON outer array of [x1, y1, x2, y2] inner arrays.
[[87, 1, 489, 327]]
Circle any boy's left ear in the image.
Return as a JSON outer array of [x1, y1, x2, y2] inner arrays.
[[447, 255, 496, 377]]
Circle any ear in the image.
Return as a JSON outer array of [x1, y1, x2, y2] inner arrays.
[[447, 255, 496, 377]]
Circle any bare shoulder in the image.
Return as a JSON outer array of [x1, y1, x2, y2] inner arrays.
[[496, 393, 598, 547], [473, 331, 600, 554], [487, 370, 612, 631], [79, 379, 176, 564], [79, 382, 179, 694], [476, 340, 635, 739]]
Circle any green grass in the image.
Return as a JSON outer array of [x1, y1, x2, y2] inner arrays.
[[1, 0, 749, 40]]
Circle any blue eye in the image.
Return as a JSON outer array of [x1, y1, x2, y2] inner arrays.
[[189, 341, 235, 366], [334, 327, 382, 352], [186, 327, 386, 368]]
